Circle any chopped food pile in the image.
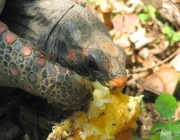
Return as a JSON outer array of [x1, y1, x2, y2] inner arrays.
[[47, 81, 142, 140]]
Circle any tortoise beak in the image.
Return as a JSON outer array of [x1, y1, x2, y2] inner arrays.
[[109, 75, 127, 90]]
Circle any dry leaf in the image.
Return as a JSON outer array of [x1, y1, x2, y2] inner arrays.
[[124, 14, 139, 34], [138, 65, 178, 95], [141, 0, 163, 9], [96, 6, 112, 30], [113, 33, 131, 48], [138, 48, 150, 59], [129, 28, 155, 49], [170, 51, 180, 71], [159, 0, 180, 26], [99, 0, 112, 12], [174, 106, 180, 121], [112, 14, 124, 35]]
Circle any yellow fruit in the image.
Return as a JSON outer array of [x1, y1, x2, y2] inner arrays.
[[47, 81, 142, 140]]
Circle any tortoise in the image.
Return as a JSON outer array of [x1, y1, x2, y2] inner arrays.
[[0, 0, 127, 110]]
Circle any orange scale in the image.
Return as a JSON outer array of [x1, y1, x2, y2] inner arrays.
[[4, 32, 16, 44], [36, 57, 46, 68], [57, 66, 67, 74], [0, 24, 8, 33], [22, 45, 32, 56], [48, 65, 57, 76]]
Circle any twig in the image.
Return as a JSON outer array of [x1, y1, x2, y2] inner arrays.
[[127, 48, 180, 73]]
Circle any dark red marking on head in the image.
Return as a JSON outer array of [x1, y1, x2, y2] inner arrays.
[[9, 62, 19, 76], [36, 57, 46, 67], [103, 42, 118, 57], [57, 66, 67, 74], [105, 56, 112, 71], [22, 45, 32, 56], [0, 24, 8, 33], [66, 48, 77, 62], [48, 66, 57, 76], [82, 49, 88, 57], [4, 32, 16, 44]]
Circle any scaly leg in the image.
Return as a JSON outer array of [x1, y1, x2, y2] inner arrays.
[[0, 21, 92, 110]]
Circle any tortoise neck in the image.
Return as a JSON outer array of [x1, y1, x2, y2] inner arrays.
[[0, 0, 75, 51]]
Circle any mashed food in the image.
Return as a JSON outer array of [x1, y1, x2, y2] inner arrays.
[[47, 81, 142, 140]]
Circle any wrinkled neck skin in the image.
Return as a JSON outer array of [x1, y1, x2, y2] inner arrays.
[[1, 0, 126, 87], [0, 0, 74, 50]]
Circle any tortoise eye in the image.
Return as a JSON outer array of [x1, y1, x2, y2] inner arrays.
[[87, 56, 99, 71]]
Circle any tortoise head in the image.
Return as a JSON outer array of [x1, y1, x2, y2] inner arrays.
[[56, 5, 127, 90]]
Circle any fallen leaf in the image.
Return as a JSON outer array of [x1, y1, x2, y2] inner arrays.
[[112, 14, 124, 35], [138, 65, 178, 95], [138, 47, 150, 60], [129, 28, 156, 49], [124, 14, 139, 33], [159, 1, 180, 26], [99, 1, 112, 12], [96, 6, 112, 30], [113, 33, 131, 48], [174, 106, 180, 121], [170, 51, 180, 71], [141, 0, 163, 9]]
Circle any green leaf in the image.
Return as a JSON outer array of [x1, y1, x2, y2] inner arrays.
[[178, 73, 180, 81], [162, 26, 173, 35], [160, 122, 180, 140], [150, 122, 166, 133], [138, 13, 149, 21], [150, 132, 160, 140], [172, 32, 180, 42], [144, 5, 157, 19], [174, 120, 180, 127], [87, 0, 94, 6], [167, 36, 173, 44], [155, 93, 177, 120], [177, 101, 180, 107], [96, 0, 104, 5]]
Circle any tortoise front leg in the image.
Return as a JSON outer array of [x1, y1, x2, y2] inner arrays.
[[0, 21, 92, 110]]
